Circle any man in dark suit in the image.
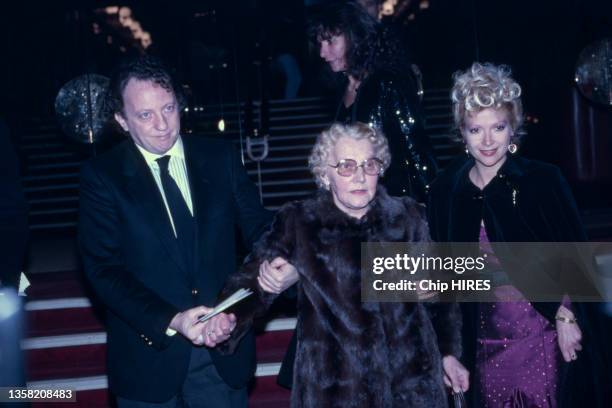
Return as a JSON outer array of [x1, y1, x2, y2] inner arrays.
[[78, 55, 290, 407]]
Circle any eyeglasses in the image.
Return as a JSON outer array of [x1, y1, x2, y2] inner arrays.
[[329, 158, 384, 177]]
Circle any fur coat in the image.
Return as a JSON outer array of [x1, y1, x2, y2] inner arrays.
[[220, 187, 461, 407]]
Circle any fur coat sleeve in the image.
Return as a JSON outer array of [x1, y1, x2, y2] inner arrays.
[[218, 191, 461, 361], [217, 201, 301, 354], [424, 300, 462, 358], [412, 200, 462, 359]]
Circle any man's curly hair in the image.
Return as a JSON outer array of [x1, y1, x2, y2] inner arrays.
[[104, 55, 186, 119]]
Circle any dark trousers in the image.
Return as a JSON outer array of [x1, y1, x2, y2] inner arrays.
[[116, 348, 247, 408]]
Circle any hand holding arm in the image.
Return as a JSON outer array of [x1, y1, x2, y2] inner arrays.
[[216, 203, 299, 354], [258, 257, 299, 294]]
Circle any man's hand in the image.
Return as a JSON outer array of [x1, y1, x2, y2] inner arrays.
[[257, 257, 299, 294], [442, 355, 470, 393], [169, 305, 213, 346], [200, 313, 237, 347], [556, 306, 582, 362]]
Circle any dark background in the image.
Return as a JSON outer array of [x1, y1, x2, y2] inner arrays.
[[1, 0, 610, 205]]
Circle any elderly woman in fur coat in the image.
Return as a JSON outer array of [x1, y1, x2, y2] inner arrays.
[[212, 122, 469, 407]]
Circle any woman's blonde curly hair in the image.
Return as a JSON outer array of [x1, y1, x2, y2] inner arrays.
[[451, 62, 524, 140], [309, 122, 391, 189]]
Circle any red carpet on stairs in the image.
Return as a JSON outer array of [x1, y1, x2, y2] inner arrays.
[[23, 269, 295, 407]]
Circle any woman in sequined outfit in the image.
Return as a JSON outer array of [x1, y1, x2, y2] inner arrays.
[[428, 63, 608, 407], [307, 0, 437, 202]]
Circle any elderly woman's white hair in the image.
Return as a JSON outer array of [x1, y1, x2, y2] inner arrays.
[[451, 62, 524, 140], [309, 122, 391, 189]]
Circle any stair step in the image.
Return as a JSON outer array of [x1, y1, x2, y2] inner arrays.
[[24, 183, 80, 193], [21, 130, 63, 140], [255, 330, 294, 363], [246, 165, 309, 176], [260, 133, 317, 142], [23, 282, 296, 380], [269, 113, 330, 122], [248, 155, 308, 163], [28, 196, 80, 205], [259, 179, 314, 188], [28, 374, 291, 408], [27, 152, 78, 160], [270, 123, 329, 132], [269, 104, 331, 113], [24, 322, 294, 351], [21, 142, 67, 150], [16, 90, 456, 235], [30, 208, 79, 216], [265, 144, 314, 153], [26, 270, 89, 300], [23, 272, 296, 366], [26, 300, 103, 337], [26, 343, 107, 381], [29, 377, 110, 408], [30, 222, 78, 230], [23, 173, 80, 182], [25, 338, 290, 382], [267, 96, 327, 106], [28, 162, 81, 171]]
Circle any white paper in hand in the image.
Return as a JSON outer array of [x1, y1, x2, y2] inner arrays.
[[18, 272, 30, 296], [198, 288, 253, 323]]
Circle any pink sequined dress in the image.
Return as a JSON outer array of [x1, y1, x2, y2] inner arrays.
[[476, 225, 562, 407]]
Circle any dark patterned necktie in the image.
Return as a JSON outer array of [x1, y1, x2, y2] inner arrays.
[[156, 155, 194, 239], [155, 155, 196, 281], [156, 155, 195, 279]]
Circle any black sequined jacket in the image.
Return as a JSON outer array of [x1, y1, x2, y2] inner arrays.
[[336, 70, 437, 202]]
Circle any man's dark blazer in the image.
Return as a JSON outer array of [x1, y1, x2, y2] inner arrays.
[[78, 136, 272, 403]]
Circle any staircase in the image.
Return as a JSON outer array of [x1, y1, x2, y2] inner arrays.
[[23, 268, 294, 407], [19, 91, 459, 230], [18, 92, 459, 407]]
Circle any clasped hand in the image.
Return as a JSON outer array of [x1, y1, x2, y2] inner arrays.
[[169, 305, 237, 347], [168, 256, 297, 347]]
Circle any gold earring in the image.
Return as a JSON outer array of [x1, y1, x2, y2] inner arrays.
[[508, 143, 518, 154]]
